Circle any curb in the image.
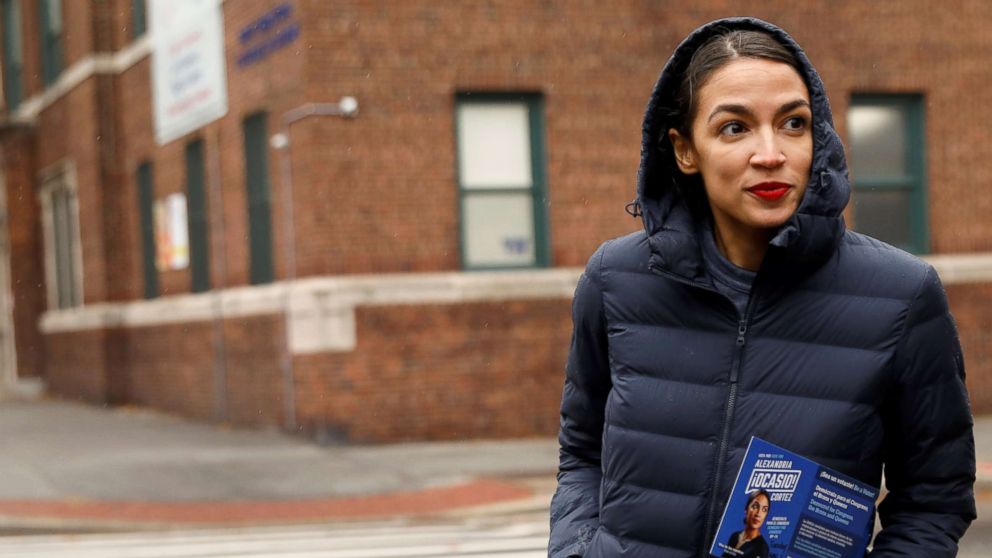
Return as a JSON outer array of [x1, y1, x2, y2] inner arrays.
[[0, 464, 981, 534]]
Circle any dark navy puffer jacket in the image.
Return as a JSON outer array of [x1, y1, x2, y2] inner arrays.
[[549, 17, 976, 558]]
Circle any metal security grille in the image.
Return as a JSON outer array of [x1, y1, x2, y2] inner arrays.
[[243, 112, 274, 284], [186, 139, 211, 292], [136, 161, 158, 299], [39, 0, 63, 86], [131, 0, 146, 38], [1, 0, 23, 110]]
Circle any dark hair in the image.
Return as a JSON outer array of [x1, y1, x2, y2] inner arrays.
[[672, 29, 803, 137], [744, 489, 771, 513]]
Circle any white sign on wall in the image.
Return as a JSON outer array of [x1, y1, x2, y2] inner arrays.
[[154, 193, 190, 271], [150, 0, 228, 145]]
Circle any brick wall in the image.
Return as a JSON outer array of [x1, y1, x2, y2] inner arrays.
[[114, 0, 308, 296], [134, 315, 284, 425], [14, 0, 42, 98], [36, 0, 992, 295], [44, 329, 109, 402], [298, 0, 652, 276], [294, 299, 572, 442], [61, 0, 96, 70], [41, 278, 992, 441], [221, 314, 286, 426], [35, 81, 108, 305], [2, 130, 44, 379], [45, 296, 569, 442], [291, 1, 992, 274], [107, 0, 142, 52], [9, 1, 992, 438], [947, 283, 992, 414], [123, 321, 217, 421]]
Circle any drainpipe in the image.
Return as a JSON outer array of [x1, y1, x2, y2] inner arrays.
[[270, 97, 359, 431], [208, 125, 229, 423]]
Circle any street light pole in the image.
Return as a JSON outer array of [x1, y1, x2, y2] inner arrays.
[[270, 97, 358, 432]]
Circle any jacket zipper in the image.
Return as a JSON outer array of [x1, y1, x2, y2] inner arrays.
[[700, 298, 754, 556], [647, 263, 757, 557]]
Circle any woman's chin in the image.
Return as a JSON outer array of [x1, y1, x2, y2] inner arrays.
[[747, 209, 798, 231]]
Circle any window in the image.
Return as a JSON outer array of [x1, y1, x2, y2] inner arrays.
[[1, 0, 23, 110], [39, 161, 81, 309], [455, 94, 549, 269], [131, 0, 147, 39], [185, 140, 210, 292], [848, 95, 927, 253], [136, 162, 158, 299], [243, 112, 274, 284], [39, 0, 63, 86]]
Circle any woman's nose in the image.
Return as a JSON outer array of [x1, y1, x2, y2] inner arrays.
[[750, 130, 787, 168]]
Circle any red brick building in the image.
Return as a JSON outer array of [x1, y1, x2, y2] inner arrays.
[[1, 1, 990, 442]]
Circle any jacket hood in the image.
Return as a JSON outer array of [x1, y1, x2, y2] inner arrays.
[[636, 17, 850, 281]]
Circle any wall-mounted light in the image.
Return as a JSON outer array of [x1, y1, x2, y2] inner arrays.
[[270, 96, 358, 150], [337, 96, 359, 117]]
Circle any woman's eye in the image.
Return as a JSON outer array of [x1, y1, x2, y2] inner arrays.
[[719, 122, 746, 136], [783, 116, 808, 131]]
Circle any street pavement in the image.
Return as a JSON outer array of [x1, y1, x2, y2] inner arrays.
[[0, 516, 551, 557], [0, 397, 989, 554], [0, 398, 557, 530]]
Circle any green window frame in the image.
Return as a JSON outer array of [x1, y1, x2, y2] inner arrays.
[[136, 161, 158, 299], [454, 93, 550, 270], [848, 94, 928, 254], [243, 112, 274, 284], [38, 0, 63, 86], [1, 0, 23, 110], [185, 139, 211, 292], [131, 0, 146, 39]]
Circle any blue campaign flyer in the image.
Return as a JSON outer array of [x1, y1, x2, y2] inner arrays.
[[709, 437, 879, 558]]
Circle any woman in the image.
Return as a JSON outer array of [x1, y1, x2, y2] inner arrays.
[[548, 17, 975, 558], [722, 490, 770, 558]]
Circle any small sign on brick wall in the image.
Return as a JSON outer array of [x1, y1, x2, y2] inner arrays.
[[236, 3, 300, 67], [154, 193, 189, 271]]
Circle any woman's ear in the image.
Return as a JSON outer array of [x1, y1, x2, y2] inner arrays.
[[667, 128, 698, 174]]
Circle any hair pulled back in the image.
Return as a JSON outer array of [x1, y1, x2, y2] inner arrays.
[[743, 489, 771, 527], [745, 488, 771, 510], [672, 29, 803, 137]]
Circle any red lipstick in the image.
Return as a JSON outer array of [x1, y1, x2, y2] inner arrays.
[[747, 182, 790, 201]]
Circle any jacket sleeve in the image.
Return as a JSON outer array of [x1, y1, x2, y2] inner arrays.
[[548, 244, 612, 558], [870, 265, 977, 556]]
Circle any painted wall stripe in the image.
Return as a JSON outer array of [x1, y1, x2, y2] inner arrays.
[[923, 253, 992, 285], [39, 269, 583, 353], [37, 253, 992, 353]]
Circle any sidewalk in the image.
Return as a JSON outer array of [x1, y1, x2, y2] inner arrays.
[[0, 398, 988, 532], [0, 399, 558, 531]]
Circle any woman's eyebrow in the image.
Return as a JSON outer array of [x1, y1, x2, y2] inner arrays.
[[778, 99, 812, 114], [707, 103, 752, 123], [707, 99, 811, 123]]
